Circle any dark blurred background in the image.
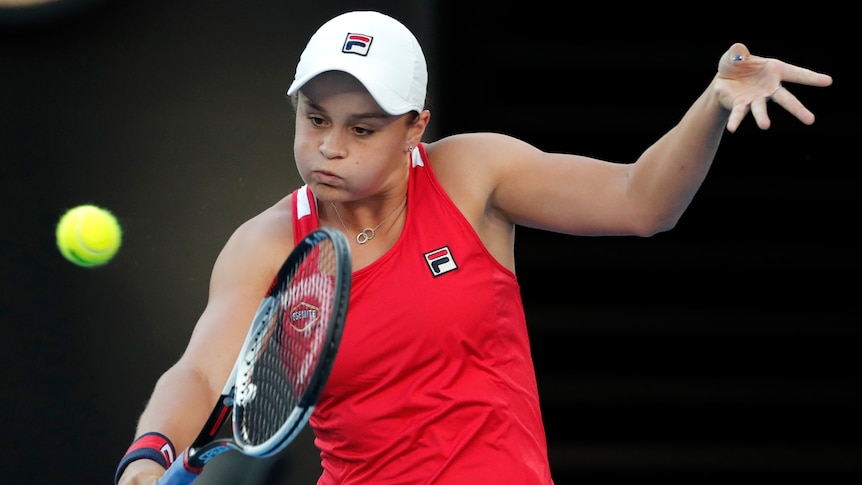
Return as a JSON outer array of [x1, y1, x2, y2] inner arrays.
[[2, 1, 857, 483]]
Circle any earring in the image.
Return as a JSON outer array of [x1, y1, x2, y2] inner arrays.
[[407, 145, 414, 152]]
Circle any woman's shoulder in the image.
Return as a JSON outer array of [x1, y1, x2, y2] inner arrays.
[[422, 133, 530, 221], [424, 132, 543, 186], [425, 132, 540, 166], [216, 194, 296, 274], [426, 131, 518, 152], [245, 194, 295, 246]]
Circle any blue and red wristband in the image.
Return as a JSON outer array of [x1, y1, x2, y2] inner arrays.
[[114, 432, 176, 485]]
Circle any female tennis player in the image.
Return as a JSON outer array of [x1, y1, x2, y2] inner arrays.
[[115, 10, 832, 485]]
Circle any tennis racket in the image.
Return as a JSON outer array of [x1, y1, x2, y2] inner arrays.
[[158, 227, 351, 485]]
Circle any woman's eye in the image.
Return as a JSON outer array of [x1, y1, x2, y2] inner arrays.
[[309, 116, 325, 126]]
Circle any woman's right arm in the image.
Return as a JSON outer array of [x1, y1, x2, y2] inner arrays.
[[116, 197, 297, 485]]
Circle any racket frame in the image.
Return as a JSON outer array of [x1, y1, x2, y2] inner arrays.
[[169, 227, 350, 474]]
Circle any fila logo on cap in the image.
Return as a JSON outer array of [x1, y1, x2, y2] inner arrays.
[[342, 33, 373, 56], [424, 246, 458, 277]]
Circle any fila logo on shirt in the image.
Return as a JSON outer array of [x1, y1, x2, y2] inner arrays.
[[424, 246, 458, 277], [342, 33, 373, 56]]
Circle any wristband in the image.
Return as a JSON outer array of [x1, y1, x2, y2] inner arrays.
[[114, 432, 176, 485]]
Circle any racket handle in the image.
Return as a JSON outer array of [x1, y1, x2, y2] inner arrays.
[[157, 451, 202, 485]]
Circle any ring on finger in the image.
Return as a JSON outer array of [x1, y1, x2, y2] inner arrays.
[[769, 85, 783, 99]]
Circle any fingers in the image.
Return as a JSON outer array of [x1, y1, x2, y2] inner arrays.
[[770, 85, 817, 125], [720, 43, 831, 132], [726, 83, 819, 133], [767, 59, 829, 126], [727, 42, 750, 63], [725, 104, 749, 133], [726, 102, 770, 133], [782, 63, 834, 88], [719, 43, 753, 76], [749, 96, 772, 130]]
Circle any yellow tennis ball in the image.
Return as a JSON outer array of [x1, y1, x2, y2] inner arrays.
[[56, 204, 123, 267]]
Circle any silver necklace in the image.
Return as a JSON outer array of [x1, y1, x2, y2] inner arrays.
[[330, 198, 406, 245]]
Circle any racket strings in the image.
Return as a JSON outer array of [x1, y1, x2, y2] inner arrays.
[[235, 240, 338, 447]]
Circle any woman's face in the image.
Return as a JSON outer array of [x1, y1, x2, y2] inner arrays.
[[293, 71, 414, 203]]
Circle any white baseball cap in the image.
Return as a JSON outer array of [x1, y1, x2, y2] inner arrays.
[[286, 11, 427, 115]]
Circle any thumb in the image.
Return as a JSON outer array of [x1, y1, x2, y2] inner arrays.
[[728, 42, 751, 63]]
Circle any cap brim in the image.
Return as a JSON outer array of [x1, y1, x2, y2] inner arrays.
[[287, 67, 417, 115]]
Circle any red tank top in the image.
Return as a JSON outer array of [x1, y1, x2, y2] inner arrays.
[[292, 144, 553, 484]]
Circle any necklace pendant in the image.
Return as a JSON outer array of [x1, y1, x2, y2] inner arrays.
[[357, 228, 375, 245]]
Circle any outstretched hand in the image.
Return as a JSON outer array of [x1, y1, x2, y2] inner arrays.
[[714, 43, 833, 133]]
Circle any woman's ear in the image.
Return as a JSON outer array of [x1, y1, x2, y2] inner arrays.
[[408, 110, 431, 147]]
